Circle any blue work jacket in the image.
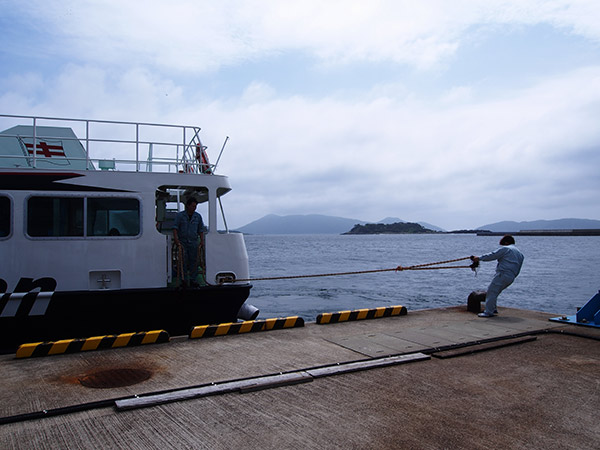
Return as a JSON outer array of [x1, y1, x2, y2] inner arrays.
[[173, 211, 205, 243]]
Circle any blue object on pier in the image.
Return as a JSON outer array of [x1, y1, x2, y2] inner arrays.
[[550, 290, 600, 328]]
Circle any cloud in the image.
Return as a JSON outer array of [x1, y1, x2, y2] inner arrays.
[[1, 57, 599, 229], [0, 65, 184, 121], [1, 1, 599, 230], [187, 66, 600, 229], [6, 0, 600, 74]]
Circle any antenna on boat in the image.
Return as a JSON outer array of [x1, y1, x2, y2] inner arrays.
[[147, 143, 153, 172], [212, 136, 229, 172]]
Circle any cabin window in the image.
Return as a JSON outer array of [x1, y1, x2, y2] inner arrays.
[[0, 196, 10, 237], [87, 198, 140, 236], [27, 197, 84, 237]]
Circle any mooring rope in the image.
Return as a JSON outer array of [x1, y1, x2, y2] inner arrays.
[[235, 256, 476, 282], [176, 244, 185, 286]]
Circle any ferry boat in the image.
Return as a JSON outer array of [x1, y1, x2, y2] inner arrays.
[[0, 114, 257, 352]]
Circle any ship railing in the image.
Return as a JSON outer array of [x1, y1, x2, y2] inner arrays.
[[0, 114, 215, 174]]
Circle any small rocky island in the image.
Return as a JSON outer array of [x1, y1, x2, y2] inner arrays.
[[343, 222, 437, 234]]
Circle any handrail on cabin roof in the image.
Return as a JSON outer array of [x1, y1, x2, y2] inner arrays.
[[0, 114, 214, 174]]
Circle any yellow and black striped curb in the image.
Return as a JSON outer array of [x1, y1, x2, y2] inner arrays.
[[189, 316, 304, 339], [16, 330, 170, 359], [316, 305, 407, 324]]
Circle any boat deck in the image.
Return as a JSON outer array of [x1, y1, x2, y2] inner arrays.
[[1, 306, 599, 449]]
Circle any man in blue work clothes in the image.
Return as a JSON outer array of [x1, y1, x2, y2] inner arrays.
[[471, 235, 524, 317], [173, 197, 206, 288]]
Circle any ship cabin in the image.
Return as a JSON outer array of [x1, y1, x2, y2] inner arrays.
[[0, 114, 250, 294]]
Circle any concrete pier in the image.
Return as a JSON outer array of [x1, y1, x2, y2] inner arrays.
[[0, 306, 598, 449]]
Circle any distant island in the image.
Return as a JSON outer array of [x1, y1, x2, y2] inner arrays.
[[343, 222, 437, 235]]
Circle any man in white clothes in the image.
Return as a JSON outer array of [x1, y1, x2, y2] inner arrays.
[[470, 235, 524, 317]]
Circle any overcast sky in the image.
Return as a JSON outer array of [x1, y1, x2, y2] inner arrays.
[[1, 0, 599, 230]]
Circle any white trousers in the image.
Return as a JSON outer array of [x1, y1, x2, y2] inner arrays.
[[484, 272, 515, 315]]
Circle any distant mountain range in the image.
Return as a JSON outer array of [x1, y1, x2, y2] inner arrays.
[[476, 218, 600, 232], [236, 214, 600, 235], [236, 214, 363, 234]]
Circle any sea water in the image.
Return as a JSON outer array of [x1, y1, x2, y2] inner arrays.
[[244, 234, 600, 321]]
